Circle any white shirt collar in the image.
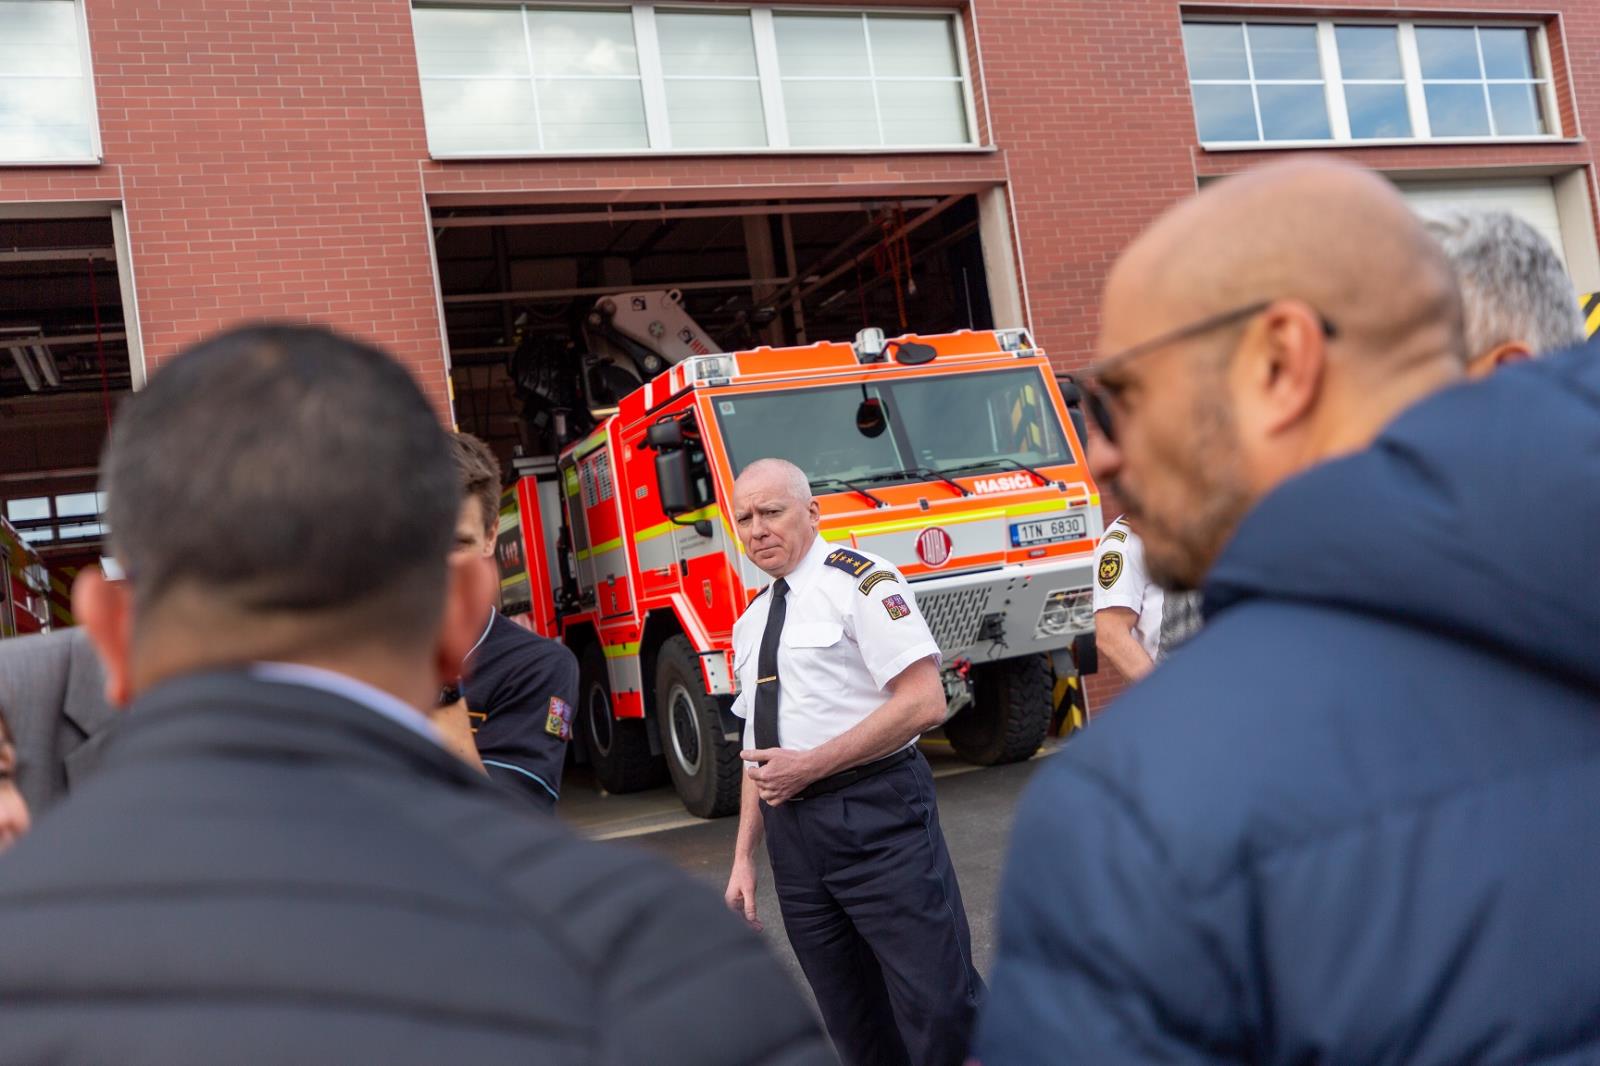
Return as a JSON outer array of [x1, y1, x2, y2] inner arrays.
[[250, 662, 442, 747]]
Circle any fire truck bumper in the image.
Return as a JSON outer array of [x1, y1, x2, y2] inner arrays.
[[907, 556, 1096, 664]]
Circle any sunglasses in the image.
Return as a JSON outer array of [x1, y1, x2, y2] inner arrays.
[[1071, 300, 1337, 444]]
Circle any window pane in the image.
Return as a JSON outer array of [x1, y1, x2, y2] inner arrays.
[[536, 79, 647, 150], [412, 7, 528, 77], [18, 527, 51, 545], [867, 15, 960, 78], [54, 491, 98, 517], [0, 1, 80, 76], [1478, 28, 1535, 80], [1424, 83, 1491, 135], [56, 521, 101, 540], [1344, 83, 1412, 138], [1335, 25, 1403, 80], [420, 79, 539, 154], [665, 79, 766, 148], [1182, 23, 1248, 80], [783, 79, 877, 146], [657, 11, 757, 77], [775, 14, 868, 78], [1257, 84, 1330, 139], [1416, 27, 1481, 80], [528, 8, 638, 77], [1247, 24, 1321, 81], [1488, 82, 1544, 135], [878, 80, 968, 145], [6, 498, 48, 522], [1191, 83, 1257, 141], [0, 77, 94, 159]]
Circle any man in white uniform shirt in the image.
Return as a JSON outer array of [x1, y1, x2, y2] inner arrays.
[[723, 458, 984, 1066], [1093, 515, 1201, 682]]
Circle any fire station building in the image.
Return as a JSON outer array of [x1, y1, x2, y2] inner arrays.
[[3, 0, 1599, 667]]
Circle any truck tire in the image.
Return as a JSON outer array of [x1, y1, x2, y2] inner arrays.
[[578, 642, 665, 794], [654, 636, 741, 819], [945, 653, 1052, 766]]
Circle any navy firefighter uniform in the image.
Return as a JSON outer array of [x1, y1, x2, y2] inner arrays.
[[731, 534, 985, 1066], [462, 610, 579, 812]]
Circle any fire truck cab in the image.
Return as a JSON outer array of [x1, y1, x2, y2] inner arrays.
[[499, 327, 1102, 817], [1, 515, 52, 640]]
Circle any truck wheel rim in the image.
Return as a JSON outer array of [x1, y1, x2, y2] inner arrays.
[[667, 683, 702, 777], [587, 684, 613, 756]]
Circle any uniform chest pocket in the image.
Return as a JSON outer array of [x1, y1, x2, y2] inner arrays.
[[782, 622, 843, 649]]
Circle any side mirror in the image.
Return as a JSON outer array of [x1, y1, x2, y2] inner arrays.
[[657, 449, 694, 516], [856, 396, 888, 439], [645, 419, 684, 450], [892, 341, 936, 366]]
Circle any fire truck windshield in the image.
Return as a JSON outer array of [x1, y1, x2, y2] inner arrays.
[[714, 366, 1072, 489]]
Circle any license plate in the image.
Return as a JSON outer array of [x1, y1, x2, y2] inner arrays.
[[1010, 512, 1088, 547]]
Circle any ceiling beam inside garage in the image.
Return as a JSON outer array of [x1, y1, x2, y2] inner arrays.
[[432, 199, 940, 230], [442, 276, 792, 307]]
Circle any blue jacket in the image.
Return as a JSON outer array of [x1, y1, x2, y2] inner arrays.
[[976, 342, 1600, 1065]]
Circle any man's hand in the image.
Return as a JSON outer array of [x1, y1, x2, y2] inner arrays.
[[724, 856, 761, 932], [742, 747, 822, 806]]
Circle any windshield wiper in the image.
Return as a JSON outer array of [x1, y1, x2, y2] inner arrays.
[[939, 457, 1056, 487], [856, 467, 971, 497], [808, 477, 888, 509]]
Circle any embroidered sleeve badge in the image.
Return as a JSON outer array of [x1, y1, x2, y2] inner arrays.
[[545, 696, 574, 741], [1097, 550, 1124, 590], [858, 569, 899, 595], [882, 593, 911, 620]]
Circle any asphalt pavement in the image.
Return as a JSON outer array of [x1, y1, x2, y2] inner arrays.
[[557, 735, 1062, 1004]]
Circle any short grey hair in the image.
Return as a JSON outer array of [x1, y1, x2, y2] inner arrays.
[[736, 458, 812, 504], [1422, 209, 1585, 359]]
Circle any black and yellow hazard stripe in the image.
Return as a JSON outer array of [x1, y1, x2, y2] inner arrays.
[[1583, 292, 1600, 339]]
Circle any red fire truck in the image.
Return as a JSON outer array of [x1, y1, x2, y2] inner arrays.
[[497, 327, 1102, 816], [1, 515, 51, 640]]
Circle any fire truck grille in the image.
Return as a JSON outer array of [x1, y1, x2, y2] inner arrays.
[[916, 585, 993, 651]]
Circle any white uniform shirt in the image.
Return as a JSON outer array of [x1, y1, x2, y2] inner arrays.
[[1092, 516, 1165, 661], [730, 534, 941, 754]]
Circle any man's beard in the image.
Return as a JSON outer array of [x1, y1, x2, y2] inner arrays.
[[1116, 393, 1254, 592]]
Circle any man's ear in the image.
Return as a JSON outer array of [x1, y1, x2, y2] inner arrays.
[[436, 553, 496, 684], [1236, 299, 1328, 437], [1467, 341, 1532, 379], [72, 567, 134, 708]]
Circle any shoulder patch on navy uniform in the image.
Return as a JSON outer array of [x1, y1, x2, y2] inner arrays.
[[858, 569, 898, 595], [1104, 529, 1127, 543], [824, 547, 874, 578], [545, 696, 573, 741], [1098, 550, 1123, 589]]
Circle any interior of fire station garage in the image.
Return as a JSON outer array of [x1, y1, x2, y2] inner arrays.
[[0, 205, 138, 630], [429, 193, 1005, 459]]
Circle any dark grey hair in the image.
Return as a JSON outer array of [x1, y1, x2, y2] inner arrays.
[[103, 323, 458, 640], [1422, 209, 1584, 359]]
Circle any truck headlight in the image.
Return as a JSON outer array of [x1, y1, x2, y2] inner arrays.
[[1036, 588, 1093, 637]]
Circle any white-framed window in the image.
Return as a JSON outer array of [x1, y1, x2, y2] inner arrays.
[[411, 3, 978, 157], [0, 0, 101, 164], [4, 491, 107, 545], [1181, 16, 1560, 148]]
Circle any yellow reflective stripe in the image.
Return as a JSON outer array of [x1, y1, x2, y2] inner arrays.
[[576, 536, 624, 561], [572, 431, 608, 459], [826, 506, 1009, 539], [1585, 292, 1600, 338], [500, 573, 526, 590], [633, 505, 719, 544], [49, 602, 73, 625], [1004, 499, 1071, 519], [603, 642, 641, 658]]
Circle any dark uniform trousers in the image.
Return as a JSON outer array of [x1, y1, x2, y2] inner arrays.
[[762, 749, 985, 1066]]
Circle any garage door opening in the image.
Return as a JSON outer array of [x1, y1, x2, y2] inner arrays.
[[430, 193, 1003, 459], [0, 210, 136, 632]]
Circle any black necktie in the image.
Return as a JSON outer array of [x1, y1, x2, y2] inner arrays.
[[753, 578, 788, 750]]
